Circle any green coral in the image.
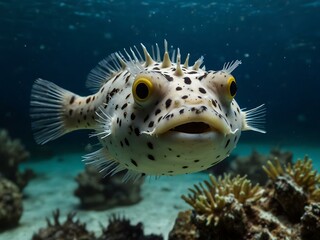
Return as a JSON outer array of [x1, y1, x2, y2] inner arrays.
[[263, 156, 320, 201], [181, 174, 263, 226]]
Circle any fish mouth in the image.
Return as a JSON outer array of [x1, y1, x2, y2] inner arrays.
[[169, 122, 212, 134]]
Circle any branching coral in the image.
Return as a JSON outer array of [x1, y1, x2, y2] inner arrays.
[[173, 153, 320, 240], [263, 156, 320, 201], [182, 174, 263, 223], [181, 174, 264, 239]]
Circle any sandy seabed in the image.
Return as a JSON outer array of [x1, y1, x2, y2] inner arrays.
[[1, 142, 319, 240]]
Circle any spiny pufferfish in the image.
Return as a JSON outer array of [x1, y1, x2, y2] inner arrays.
[[30, 40, 265, 181]]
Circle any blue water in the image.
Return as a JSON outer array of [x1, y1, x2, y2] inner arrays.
[[0, 0, 319, 149]]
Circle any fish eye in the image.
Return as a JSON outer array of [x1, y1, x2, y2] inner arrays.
[[228, 77, 237, 97], [132, 77, 154, 102]]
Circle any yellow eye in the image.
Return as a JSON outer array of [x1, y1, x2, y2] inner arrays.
[[132, 77, 154, 102], [228, 77, 237, 97]]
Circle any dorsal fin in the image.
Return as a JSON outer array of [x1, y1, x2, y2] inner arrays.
[[174, 48, 183, 77], [161, 40, 171, 68]]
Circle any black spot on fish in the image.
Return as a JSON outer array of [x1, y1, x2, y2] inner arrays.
[[165, 99, 172, 108], [125, 75, 130, 84], [188, 71, 197, 74], [148, 154, 155, 160], [176, 86, 182, 91], [198, 73, 208, 81], [144, 114, 149, 122], [164, 74, 173, 82], [69, 109, 73, 116], [179, 109, 184, 114], [131, 113, 136, 120], [155, 109, 161, 115], [124, 138, 129, 146], [123, 112, 127, 118], [199, 87, 206, 94], [225, 139, 230, 148], [216, 155, 220, 159], [184, 77, 191, 84], [134, 128, 140, 136], [131, 159, 138, 167], [182, 166, 188, 169], [181, 95, 188, 99], [148, 121, 154, 128], [69, 96, 75, 104], [100, 87, 105, 93], [121, 103, 128, 110], [86, 97, 91, 104], [125, 94, 131, 99], [147, 142, 154, 149], [194, 159, 200, 162], [112, 73, 122, 83], [120, 141, 124, 147]]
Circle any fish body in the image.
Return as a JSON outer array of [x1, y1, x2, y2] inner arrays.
[[30, 41, 265, 180]]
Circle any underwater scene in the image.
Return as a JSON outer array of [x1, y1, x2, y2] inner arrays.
[[1, 0, 320, 239]]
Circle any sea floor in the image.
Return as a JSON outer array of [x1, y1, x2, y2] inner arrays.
[[1, 142, 320, 240]]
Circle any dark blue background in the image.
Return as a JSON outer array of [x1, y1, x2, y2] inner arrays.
[[1, 0, 319, 152]]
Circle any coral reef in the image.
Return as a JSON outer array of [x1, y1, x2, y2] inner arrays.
[[211, 148, 293, 184], [98, 214, 163, 240], [262, 156, 320, 222], [74, 165, 143, 210], [32, 209, 95, 240], [0, 177, 23, 231], [0, 128, 34, 190], [32, 210, 163, 240], [170, 155, 320, 240]]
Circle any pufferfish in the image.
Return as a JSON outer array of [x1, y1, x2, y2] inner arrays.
[[30, 40, 265, 181]]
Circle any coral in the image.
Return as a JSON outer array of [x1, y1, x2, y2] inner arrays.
[[263, 156, 320, 221], [33, 211, 163, 240], [0, 177, 23, 231], [211, 148, 293, 184], [301, 202, 320, 240], [263, 156, 320, 201], [98, 214, 163, 240], [171, 154, 320, 240], [74, 165, 143, 210], [168, 210, 198, 240], [0, 128, 34, 190], [180, 174, 263, 239], [32, 209, 95, 240]]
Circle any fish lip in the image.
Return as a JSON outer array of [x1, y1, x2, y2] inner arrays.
[[153, 109, 231, 136]]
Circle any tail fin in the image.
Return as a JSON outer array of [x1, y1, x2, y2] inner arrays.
[[30, 78, 75, 144]]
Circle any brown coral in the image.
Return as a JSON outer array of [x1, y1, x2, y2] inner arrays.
[[0, 177, 23, 230], [74, 165, 143, 210], [0, 129, 33, 190], [32, 209, 95, 240], [98, 214, 163, 240]]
